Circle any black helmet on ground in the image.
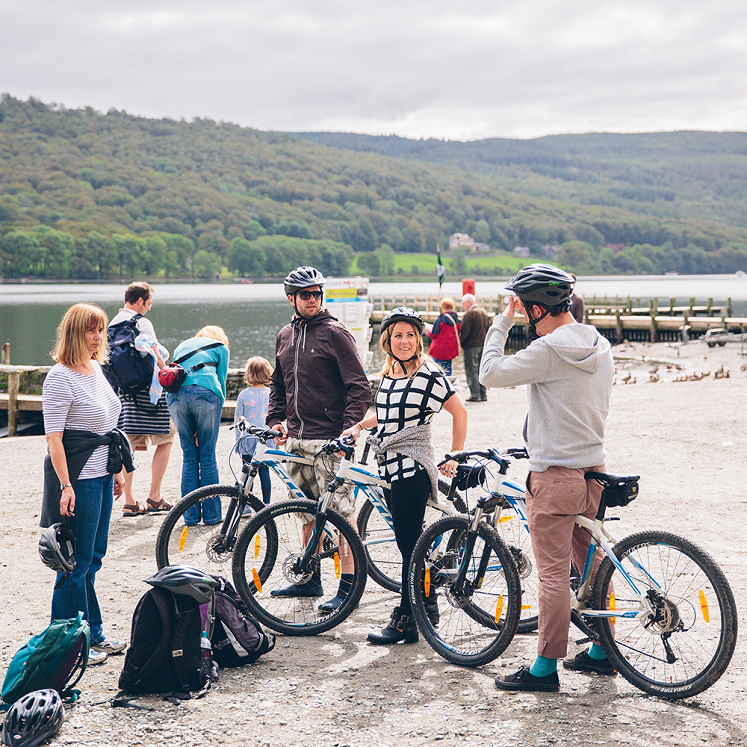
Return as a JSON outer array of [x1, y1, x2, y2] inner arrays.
[[144, 565, 220, 604], [2, 689, 65, 747], [38, 522, 76, 575], [505, 264, 574, 312], [283, 266, 325, 296], [380, 307, 425, 335]]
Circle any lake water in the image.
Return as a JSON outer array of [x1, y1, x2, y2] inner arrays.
[[2, 275, 747, 367]]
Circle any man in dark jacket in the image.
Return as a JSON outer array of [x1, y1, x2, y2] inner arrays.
[[267, 266, 372, 609], [459, 293, 490, 401]]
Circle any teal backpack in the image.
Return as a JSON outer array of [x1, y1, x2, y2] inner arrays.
[[1, 614, 90, 704]]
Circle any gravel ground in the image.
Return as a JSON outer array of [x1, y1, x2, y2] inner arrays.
[[1, 339, 746, 747]]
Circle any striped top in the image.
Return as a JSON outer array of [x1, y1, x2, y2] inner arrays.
[[42, 362, 122, 479], [374, 361, 455, 482]]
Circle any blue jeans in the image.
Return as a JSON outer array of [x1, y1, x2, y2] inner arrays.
[[51, 475, 113, 644], [167, 385, 222, 524], [433, 359, 452, 376]]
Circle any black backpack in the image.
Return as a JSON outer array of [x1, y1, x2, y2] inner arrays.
[[103, 314, 155, 399], [209, 577, 275, 668], [118, 587, 205, 696]]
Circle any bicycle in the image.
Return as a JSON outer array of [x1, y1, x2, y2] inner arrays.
[[408, 447, 739, 698], [231, 436, 371, 635], [354, 437, 468, 592], [155, 421, 318, 576]]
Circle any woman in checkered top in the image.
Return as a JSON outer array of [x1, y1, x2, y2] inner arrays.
[[344, 308, 468, 645]]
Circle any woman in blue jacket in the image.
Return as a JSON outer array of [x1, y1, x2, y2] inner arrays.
[[167, 325, 230, 525]]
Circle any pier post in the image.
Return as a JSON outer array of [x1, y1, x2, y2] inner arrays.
[[649, 312, 658, 343], [7, 371, 19, 437], [1, 343, 8, 365], [615, 310, 623, 344]]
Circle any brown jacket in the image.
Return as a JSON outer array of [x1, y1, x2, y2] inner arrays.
[[459, 305, 490, 349], [268, 309, 372, 439]]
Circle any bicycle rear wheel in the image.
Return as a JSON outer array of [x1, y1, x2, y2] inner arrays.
[[232, 500, 367, 635], [155, 484, 265, 576], [591, 530, 738, 699], [409, 516, 521, 667], [357, 480, 467, 594]]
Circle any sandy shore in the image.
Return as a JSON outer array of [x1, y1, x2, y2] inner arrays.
[[1, 339, 746, 746]]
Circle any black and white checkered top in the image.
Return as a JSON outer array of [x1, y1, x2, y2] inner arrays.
[[374, 361, 455, 482]]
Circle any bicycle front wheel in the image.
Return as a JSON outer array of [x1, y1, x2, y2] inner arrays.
[[155, 484, 265, 575], [232, 500, 367, 635], [491, 505, 539, 633], [591, 530, 738, 699], [409, 516, 521, 667]]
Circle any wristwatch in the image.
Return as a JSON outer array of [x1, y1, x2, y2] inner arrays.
[[60, 483, 72, 490]]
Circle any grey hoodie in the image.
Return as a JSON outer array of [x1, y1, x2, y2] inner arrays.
[[479, 316, 614, 472]]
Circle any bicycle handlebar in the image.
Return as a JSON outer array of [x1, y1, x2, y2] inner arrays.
[[439, 446, 529, 466], [232, 418, 285, 442]]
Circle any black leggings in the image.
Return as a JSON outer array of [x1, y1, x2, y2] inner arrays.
[[384, 469, 431, 612]]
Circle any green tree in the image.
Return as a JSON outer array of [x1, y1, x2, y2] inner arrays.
[[192, 250, 222, 279], [375, 244, 395, 276], [472, 218, 491, 244], [450, 247, 466, 276], [356, 251, 380, 277], [228, 237, 266, 276]]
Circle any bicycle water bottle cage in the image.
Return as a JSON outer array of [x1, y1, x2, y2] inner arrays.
[[586, 472, 640, 508]]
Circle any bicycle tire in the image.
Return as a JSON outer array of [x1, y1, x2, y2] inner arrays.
[[232, 500, 367, 636], [356, 479, 468, 594], [490, 505, 539, 634], [591, 530, 738, 699], [155, 484, 265, 575], [408, 515, 522, 667]]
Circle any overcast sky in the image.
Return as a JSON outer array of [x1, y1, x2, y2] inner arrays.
[[3, 0, 747, 141]]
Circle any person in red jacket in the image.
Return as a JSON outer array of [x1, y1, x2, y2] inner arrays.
[[426, 298, 460, 375]]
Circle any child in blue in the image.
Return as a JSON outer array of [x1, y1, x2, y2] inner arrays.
[[235, 356, 274, 505]]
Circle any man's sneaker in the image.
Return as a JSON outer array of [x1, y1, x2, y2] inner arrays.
[[92, 637, 127, 655], [562, 649, 617, 675], [495, 666, 560, 692], [88, 649, 108, 665]]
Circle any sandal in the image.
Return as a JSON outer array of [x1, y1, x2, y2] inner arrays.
[[146, 498, 174, 513], [122, 501, 147, 517]]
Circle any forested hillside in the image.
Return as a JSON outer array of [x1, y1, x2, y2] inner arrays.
[[1, 94, 747, 280], [293, 131, 747, 230]]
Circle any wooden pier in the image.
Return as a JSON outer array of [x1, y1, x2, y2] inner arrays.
[[368, 294, 744, 344]]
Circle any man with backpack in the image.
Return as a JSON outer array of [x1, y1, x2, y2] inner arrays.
[[108, 282, 174, 516]]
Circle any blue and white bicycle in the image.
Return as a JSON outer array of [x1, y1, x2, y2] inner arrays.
[[408, 446, 738, 698]]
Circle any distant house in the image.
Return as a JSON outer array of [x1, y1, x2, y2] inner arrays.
[[605, 243, 627, 253], [449, 233, 476, 252], [474, 242, 490, 253], [541, 244, 561, 258], [512, 246, 531, 258]]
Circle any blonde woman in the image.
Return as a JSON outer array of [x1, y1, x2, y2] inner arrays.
[[41, 303, 133, 664], [166, 326, 230, 525], [344, 307, 467, 644]]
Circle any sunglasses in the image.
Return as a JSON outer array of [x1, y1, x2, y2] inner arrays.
[[298, 290, 323, 300]]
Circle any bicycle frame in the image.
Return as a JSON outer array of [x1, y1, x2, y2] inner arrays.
[[485, 452, 653, 631]]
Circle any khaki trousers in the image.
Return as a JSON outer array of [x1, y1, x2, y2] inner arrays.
[[526, 464, 605, 659]]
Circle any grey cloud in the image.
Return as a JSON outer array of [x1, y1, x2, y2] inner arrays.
[[2, 0, 747, 138]]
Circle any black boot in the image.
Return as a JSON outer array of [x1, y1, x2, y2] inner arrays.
[[270, 568, 323, 597], [367, 608, 419, 645], [318, 574, 354, 612]]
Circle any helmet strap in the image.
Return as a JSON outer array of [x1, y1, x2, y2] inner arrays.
[[384, 338, 416, 375], [522, 302, 551, 341]]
